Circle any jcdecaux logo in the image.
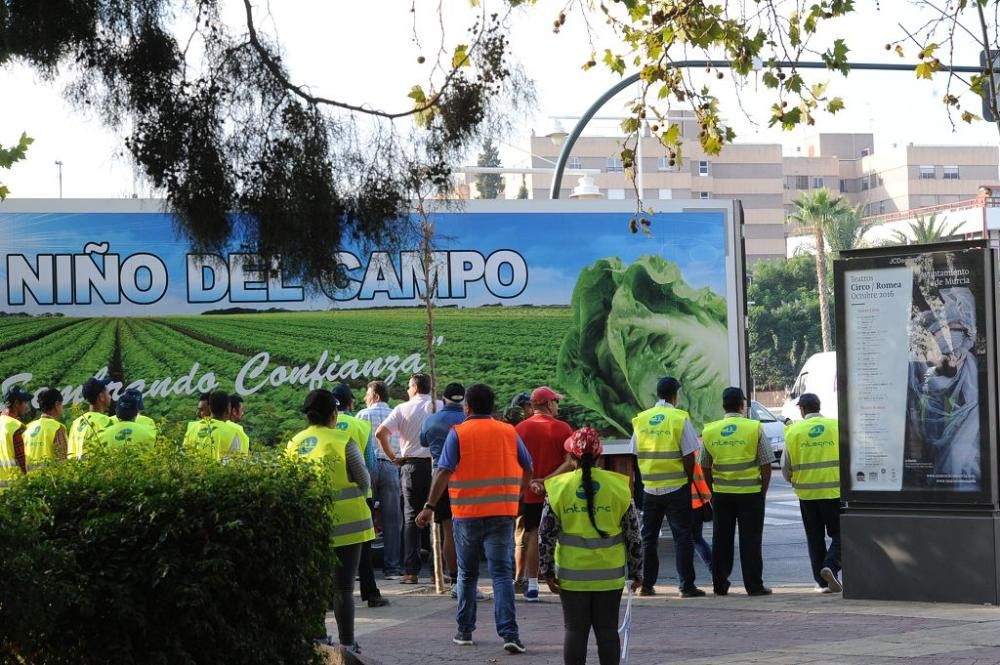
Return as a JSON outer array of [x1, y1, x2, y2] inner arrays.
[[808, 425, 825, 438], [649, 415, 665, 426], [721, 424, 737, 437]]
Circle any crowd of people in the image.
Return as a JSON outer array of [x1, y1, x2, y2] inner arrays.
[[0, 372, 843, 665]]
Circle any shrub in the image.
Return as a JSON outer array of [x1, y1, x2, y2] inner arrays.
[[0, 444, 337, 665]]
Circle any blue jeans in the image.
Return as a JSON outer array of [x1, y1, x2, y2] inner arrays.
[[453, 516, 519, 640], [640, 485, 697, 591], [372, 459, 402, 576], [692, 506, 713, 573]]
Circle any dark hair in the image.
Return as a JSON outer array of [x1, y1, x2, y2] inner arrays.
[[209, 391, 230, 418], [410, 373, 431, 394], [465, 383, 495, 416], [580, 453, 608, 538], [304, 389, 338, 425], [722, 393, 744, 413], [656, 376, 680, 401], [798, 392, 821, 414], [230, 394, 244, 410], [198, 392, 210, 402], [367, 380, 388, 402], [38, 388, 62, 412]]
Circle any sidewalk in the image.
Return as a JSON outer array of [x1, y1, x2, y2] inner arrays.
[[335, 580, 1000, 665]]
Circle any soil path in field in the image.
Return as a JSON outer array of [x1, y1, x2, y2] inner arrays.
[[155, 319, 301, 367]]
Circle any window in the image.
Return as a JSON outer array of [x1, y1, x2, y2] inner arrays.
[[795, 175, 809, 189], [606, 157, 624, 173], [919, 165, 936, 180], [861, 147, 870, 158], [861, 178, 869, 191], [944, 166, 960, 180], [698, 191, 711, 200], [607, 188, 626, 200], [869, 173, 879, 189], [879, 200, 887, 214], [658, 188, 673, 200], [657, 157, 674, 171], [698, 160, 710, 176], [839, 179, 848, 193], [813, 176, 825, 189], [567, 157, 582, 170]]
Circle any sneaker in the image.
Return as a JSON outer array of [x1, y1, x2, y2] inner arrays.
[[639, 586, 656, 597], [453, 631, 474, 646], [383, 573, 400, 581], [747, 587, 773, 597], [503, 637, 527, 654], [524, 588, 540, 602], [514, 578, 528, 594], [820, 567, 843, 593], [367, 596, 390, 607], [399, 574, 419, 584], [680, 587, 706, 598], [815, 586, 834, 594]]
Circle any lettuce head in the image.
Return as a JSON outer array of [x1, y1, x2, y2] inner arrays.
[[556, 255, 729, 434]]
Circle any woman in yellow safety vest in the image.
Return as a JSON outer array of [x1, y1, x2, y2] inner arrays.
[[287, 389, 374, 656], [540, 427, 643, 665]]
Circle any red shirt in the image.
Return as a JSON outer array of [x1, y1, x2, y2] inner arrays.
[[516, 414, 573, 504]]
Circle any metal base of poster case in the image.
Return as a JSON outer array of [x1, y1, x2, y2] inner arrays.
[[842, 508, 1000, 604]]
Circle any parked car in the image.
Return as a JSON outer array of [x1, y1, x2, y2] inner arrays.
[[750, 400, 786, 464]]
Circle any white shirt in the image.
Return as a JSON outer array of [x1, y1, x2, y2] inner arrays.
[[628, 400, 700, 496], [379, 394, 442, 458]]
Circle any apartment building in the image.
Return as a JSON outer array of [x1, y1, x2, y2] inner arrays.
[[527, 117, 998, 262]]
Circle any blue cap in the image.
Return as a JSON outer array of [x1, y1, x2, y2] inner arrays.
[[116, 391, 142, 418], [123, 388, 145, 411], [4, 386, 33, 404]]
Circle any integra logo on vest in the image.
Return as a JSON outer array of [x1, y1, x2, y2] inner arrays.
[[721, 424, 737, 437], [297, 436, 318, 454], [648, 414, 665, 426], [576, 480, 601, 499]]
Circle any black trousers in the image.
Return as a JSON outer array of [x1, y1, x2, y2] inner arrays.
[[559, 588, 623, 665], [711, 491, 765, 593], [800, 498, 841, 587], [332, 543, 363, 647], [359, 499, 381, 600], [400, 458, 432, 575]]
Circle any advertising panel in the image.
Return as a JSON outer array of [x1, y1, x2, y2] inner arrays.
[[838, 244, 994, 503], [0, 200, 746, 444]]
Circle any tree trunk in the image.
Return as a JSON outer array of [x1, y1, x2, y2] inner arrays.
[[815, 225, 832, 352]]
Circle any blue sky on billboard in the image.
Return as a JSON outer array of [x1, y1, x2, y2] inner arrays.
[[0, 210, 725, 315]]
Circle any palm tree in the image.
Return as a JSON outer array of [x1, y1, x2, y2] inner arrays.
[[823, 203, 868, 255], [889, 214, 963, 245], [787, 189, 854, 352]]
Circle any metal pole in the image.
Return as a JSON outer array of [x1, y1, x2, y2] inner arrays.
[[55, 160, 63, 199], [550, 59, 989, 199]]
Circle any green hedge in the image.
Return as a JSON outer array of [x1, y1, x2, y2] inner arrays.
[[0, 444, 337, 665]]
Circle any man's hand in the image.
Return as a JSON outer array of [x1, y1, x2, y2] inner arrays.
[[544, 576, 561, 595], [393, 456, 404, 466], [529, 479, 545, 495], [631, 578, 642, 592], [415, 508, 434, 528]]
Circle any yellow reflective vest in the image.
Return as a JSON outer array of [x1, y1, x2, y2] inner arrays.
[[98, 420, 157, 449], [183, 418, 244, 460], [337, 413, 371, 497], [702, 416, 763, 494], [632, 405, 689, 491], [230, 422, 250, 454], [545, 468, 631, 591], [287, 424, 375, 547], [0, 414, 24, 491], [784, 416, 840, 500], [69, 412, 112, 459], [110, 414, 158, 438], [23, 417, 66, 472]]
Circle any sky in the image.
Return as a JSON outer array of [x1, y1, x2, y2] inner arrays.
[[1, 0, 999, 199]]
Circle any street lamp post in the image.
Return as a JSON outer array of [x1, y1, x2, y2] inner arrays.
[[549, 59, 990, 199], [54, 160, 63, 199]]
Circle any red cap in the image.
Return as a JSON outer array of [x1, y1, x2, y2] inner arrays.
[[564, 427, 603, 458], [530, 386, 564, 403]]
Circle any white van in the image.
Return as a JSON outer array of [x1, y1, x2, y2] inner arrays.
[[780, 351, 838, 422]]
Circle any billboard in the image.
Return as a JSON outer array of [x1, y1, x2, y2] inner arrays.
[[0, 199, 747, 444], [836, 242, 995, 504]]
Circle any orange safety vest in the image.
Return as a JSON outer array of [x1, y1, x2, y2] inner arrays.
[[691, 462, 712, 509], [448, 418, 522, 519]]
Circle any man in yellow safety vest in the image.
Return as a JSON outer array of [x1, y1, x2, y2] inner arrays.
[[99, 390, 157, 448], [701, 387, 773, 597], [0, 386, 32, 490], [22, 388, 68, 471], [782, 392, 842, 593], [69, 377, 113, 459]]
